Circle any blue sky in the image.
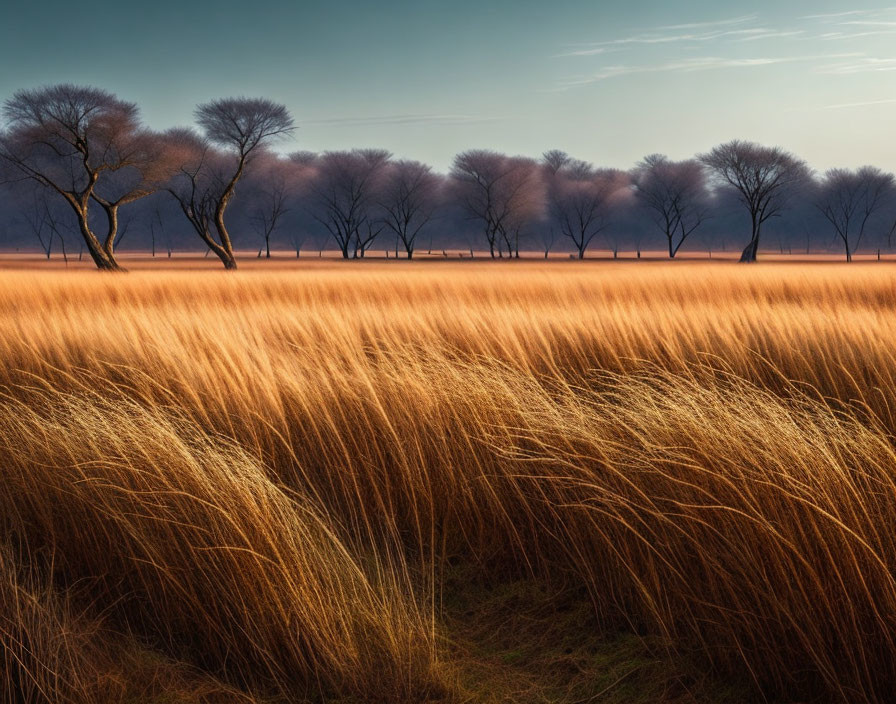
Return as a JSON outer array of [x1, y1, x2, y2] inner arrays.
[[3, 1, 896, 171]]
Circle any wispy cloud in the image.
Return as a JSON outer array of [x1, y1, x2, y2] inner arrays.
[[815, 56, 896, 74], [555, 9, 896, 90], [808, 7, 896, 40], [559, 53, 861, 88], [301, 114, 504, 127], [556, 46, 616, 57], [819, 29, 896, 39], [656, 15, 757, 31], [786, 95, 896, 112], [556, 15, 765, 56], [736, 30, 805, 41], [800, 10, 878, 21], [821, 97, 896, 109], [841, 20, 896, 27], [802, 7, 896, 34]]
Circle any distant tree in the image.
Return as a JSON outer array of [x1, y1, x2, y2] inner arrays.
[[191, 97, 295, 268], [633, 154, 710, 258], [538, 151, 567, 259], [285, 151, 320, 257], [309, 149, 391, 259], [700, 140, 809, 262], [541, 149, 573, 176], [147, 203, 174, 258], [451, 150, 544, 258], [603, 187, 640, 259], [379, 160, 441, 259], [545, 157, 628, 259], [498, 158, 544, 258], [539, 225, 558, 259], [249, 157, 296, 258], [0, 84, 168, 270], [816, 166, 895, 262], [18, 186, 69, 260]]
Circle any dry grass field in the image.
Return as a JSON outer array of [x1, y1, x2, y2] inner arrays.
[[3, 258, 896, 703]]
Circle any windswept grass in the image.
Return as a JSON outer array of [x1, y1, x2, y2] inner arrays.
[[2, 261, 896, 702]]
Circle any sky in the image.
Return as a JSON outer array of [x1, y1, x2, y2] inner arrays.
[[3, 0, 896, 172]]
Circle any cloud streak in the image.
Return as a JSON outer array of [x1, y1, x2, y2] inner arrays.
[[815, 56, 896, 74], [556, 14, 771, 56], [559, 53, 862, 88], [555, 8, 896, 90], [656, 15, 758, 31], [821, 97, 896, 109], [301, 114, 505, 127]]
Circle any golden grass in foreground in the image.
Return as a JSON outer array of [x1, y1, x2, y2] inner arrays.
[[2, 261, 896, 702]]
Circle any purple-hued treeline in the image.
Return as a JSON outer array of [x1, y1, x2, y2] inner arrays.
[[2, 85, 894, 268]]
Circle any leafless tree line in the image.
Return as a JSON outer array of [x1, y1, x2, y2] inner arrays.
[[2, 85, 896, 269]]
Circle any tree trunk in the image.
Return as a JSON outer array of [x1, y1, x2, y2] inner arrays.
[[739, 236, 759, 263], [78, 216, 122, 271], [212, 158, 243, 267], [740, 218, 760, 263], [101, 204, 118, 261], [201, 235, 238, 270]]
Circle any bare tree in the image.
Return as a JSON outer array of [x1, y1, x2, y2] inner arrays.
[[248, 157, 297, 258], [309, 149, 391, 259], [498, 157, 544, 258], [285, 150, 321, 256], [89, 135, 177, 259], [191, 97, 295, 268], [146, 203, 174, 258], [163, 129, 229, 263], [545, 157, 628, 259], [538, 151, 566, 259], [541, 149, 573, 176], [451, 150, 544, 258], [700, 140, 809, 263], [379, 160, 440, 259], [633, 154, 710, 258], [816, 166, 895, 262], [19, 187, 67, 259], [0, 84, 166, 270], [539, 226, 558, 259]]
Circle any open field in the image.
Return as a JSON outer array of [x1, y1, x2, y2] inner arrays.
[[5, 249, 896, 270], [3, 259, 896, 702]]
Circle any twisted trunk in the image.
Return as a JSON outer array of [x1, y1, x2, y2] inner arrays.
[[77, 214, 121, 271], [740, 214, 760, 263]]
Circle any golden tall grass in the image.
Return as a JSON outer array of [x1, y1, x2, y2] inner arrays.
[[2, 260, 896, 702]]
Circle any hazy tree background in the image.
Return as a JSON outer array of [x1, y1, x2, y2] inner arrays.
[[4, 85, 896, 266]]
